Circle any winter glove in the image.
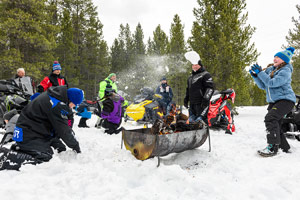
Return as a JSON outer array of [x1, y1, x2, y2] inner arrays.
[[249, 69, 257, 78], [184, 98, 189, 109], [251, 64, 262, 74], [37, 85, 44, 93], [72, 144, 81, 153]]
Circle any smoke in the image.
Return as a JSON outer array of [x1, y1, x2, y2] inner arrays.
[[116, 54, 189, 100]]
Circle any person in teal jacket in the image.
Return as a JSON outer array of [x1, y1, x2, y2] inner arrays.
[[249, 47, 296, 157]]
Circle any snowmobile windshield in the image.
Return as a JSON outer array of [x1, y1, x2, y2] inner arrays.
[[133, 87, 154, 103]]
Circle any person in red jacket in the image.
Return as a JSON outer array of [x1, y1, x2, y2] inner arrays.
[[38, 61, 68, 92]]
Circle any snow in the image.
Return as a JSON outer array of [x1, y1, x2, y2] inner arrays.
[[1, 106, 300, 200]]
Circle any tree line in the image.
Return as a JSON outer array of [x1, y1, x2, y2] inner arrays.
[[0, 0, 299, 105]]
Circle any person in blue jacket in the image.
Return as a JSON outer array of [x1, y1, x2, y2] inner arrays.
[[249, 47, 296, 157]]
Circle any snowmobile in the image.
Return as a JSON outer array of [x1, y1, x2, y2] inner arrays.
[[125, 87, 164, 124], [207, 88, 236, 134], [281, 94, 300, 141], [0, 79, 30, 128]]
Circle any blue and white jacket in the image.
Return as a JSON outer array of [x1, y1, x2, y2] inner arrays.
[[253, 63, 296, 103]]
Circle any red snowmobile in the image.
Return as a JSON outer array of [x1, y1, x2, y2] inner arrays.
[[207, 88, 236, 134]]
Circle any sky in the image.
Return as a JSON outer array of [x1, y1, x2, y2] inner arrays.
[[94, 0, 299, 68]]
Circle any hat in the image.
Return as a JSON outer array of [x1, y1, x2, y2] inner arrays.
[[160, 77, 167, 81], [53, 61, 62, 71], [274, 47, 295, 63], [107, 73, 116, 79], [184, 51, 200, 65], [67, 88, 84, 106]]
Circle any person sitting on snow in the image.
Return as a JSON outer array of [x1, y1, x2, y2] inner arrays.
[[155, 77, 173, 115], [0, 86, 83, 171], [101, 87, 124, 135]]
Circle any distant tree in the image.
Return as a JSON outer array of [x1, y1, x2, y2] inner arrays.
[[56, 0, 109, 98], [147, 25, 169, 55], [133, 23, 146, 55], [286, 4, 300, 95], [189, 0, 259, 106], [167, 14, 189, 106], [0, 0, 57, 80]]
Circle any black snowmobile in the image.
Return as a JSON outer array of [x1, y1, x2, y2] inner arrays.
[[0, 79, 30, 128], [281, 94, 300, 141]]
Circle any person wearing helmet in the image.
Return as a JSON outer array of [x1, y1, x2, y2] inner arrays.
[[100, 86, 124, 134], [184, 51, 214, 124], [0, 86, 84, 170]]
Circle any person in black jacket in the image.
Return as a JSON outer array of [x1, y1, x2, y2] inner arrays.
[[0, 86, 84, 171], [184, 52, 214, 124]]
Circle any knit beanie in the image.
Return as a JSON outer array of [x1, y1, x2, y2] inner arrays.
[[67, 88, 84, 106], [107, 73, 116, 79], [274, 47, 295, 63], [53, 61, 62, 71]]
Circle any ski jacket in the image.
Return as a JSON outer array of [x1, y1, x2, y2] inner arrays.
[[15, 86, 80, 153], [184, 67, 214, 105], [155, 84, 173, 104], [101, 94, 124, 124], [14, 76, 35, 96], [98, 77, 118, 100], [39, 73, 68, 92], [253, 63, 296, 103]]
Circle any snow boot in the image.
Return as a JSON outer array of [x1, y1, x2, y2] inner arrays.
[[78, 118, 89, 128], [95, 118, 103, 129], [257, 144, 279, 157], [0, 147, 40, 171]]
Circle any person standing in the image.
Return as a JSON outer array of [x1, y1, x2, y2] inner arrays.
[[98, 73, 117, 100], [250, 47, 296, 157], [0, 86, 83, 170], [38, 61, 68, 92], [184, 51, 214, 124], [14, 68, 35, 96], [155, 77, 173, 114]]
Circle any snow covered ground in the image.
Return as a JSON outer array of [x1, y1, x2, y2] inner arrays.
[[1, 106, 300, 200]]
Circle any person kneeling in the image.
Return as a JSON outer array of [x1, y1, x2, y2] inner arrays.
[[0, 86, 84, 171], [101, 88, 124, 135]]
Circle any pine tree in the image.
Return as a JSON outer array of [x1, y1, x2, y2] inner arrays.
[[134, 23, 146, 55], [0, 0, 57, 80], [56, 0, 109, 98], [286, 4, 300, 95], [147, 25, 169, 55], [189, 0, 259, 106], [167, 14, 189, 106]]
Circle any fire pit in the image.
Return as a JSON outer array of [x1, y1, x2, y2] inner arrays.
[[122, 125, 210, 164]]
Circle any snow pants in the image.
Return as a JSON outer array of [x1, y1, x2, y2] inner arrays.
[[265, 100, 294, 150]]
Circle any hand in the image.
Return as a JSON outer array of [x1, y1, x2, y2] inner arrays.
[[251, 64, 262, 74], [249, 69, 257, 78], [73, 145, 81, 153]]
